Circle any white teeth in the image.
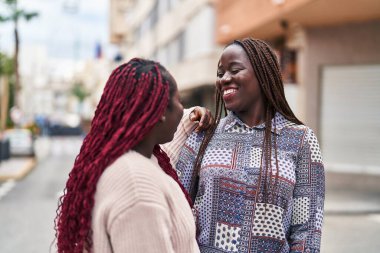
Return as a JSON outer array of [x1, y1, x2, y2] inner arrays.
[[223, 89, 237, 95]]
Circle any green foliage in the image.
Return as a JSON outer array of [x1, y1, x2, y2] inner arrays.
[[0, 0, 39, 108], [0, 52, 14, 76], [0, 52, 14, 126], [71, 82, 90, 102], [6, 80, 15, 128], [0, 52, 15, 128], [0, 0, 39, 23]]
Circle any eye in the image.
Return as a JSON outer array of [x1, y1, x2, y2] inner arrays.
[[230, 69, 240, 75], [216, 71, 224, 78]]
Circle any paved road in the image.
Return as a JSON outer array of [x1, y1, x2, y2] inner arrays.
[[0, 137, 379, 252], [0, 137, 80, 253], [322, 213, 380, 252]]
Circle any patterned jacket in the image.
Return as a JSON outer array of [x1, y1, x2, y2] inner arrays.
[[176, 112, 325, 253]]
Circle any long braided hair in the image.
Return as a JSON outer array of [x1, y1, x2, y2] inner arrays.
[[191, 38, 303, 203], [54, 58, 192, 253]]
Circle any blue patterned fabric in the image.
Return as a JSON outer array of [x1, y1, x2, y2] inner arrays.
[[176, 112, 325, 253]]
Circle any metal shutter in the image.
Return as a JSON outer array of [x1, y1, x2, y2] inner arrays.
[[321, 64, 380, 173]]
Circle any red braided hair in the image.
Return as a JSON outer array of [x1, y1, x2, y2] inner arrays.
[[54, 58, 192, 253]]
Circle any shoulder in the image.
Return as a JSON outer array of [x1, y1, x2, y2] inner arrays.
[[276, 113, 310, 138], [184, 115, 229, 147], [96, 151, 169, 208], [283, 123, 323, 163], [184, 130, 205, 153], [275, 114, 322, 151]]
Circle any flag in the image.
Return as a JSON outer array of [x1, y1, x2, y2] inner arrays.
[[95, 42, 102, 59]]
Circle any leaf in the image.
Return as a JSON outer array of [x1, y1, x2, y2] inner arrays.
[[0, 15, 11, 22], [24, 12, 39, 21]]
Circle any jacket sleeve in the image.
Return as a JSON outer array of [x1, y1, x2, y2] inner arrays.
[[289, 128, 325, 253], [175, 131, 204, 198], [161, 107, 197, 168]]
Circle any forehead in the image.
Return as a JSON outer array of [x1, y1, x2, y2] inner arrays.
[[218, 44, 250, 67]]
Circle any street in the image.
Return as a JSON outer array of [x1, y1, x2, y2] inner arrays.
[[322, 213, 380, 252], [0, 137, 81, 253], [0, 137, 379, 252]]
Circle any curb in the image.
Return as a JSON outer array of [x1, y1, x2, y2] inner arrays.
[[0, 158, 37, 181], [325, 210, 380, 216]]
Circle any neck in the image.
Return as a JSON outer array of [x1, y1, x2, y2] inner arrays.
[[132, 140, 155, 158], [235, 102, 266, 127]]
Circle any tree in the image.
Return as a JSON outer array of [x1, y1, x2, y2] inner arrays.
[[0, 52, 15, 130], [71, 81, 90, 117], [0, 0, 38, 106]]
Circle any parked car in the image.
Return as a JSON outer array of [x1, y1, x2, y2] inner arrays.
[[0, 137, 10, 161], [4, 129, 35, 157]]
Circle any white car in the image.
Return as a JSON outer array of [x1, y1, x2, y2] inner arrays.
[[4, 129, 35, 156]]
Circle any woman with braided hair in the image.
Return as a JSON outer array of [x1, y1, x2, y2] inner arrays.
[[54, 58, 210, 253], [176, 38, 325, 252]]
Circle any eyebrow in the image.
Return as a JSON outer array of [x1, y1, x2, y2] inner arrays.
[[218, 61, 244, 69]]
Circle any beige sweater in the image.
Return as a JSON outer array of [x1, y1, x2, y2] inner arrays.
[[161, 108, 197, 167], [92, 109, 199, 253]]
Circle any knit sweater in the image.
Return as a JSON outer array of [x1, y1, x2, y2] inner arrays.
[[161, 107, 198, 167], [92, 150, 200, 253]]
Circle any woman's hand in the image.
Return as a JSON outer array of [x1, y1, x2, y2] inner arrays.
[[189, 106, 214, 132]]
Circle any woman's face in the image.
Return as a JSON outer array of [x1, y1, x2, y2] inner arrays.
[[216, 44, 264, 118], [157, 78, 184, 144]]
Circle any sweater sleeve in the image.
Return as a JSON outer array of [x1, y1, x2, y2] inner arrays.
[[289, 128, 325, 253], [161, 107, 197, 168], [108, 202, 175, 253]]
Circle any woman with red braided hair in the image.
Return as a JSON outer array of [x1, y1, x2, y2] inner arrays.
[[54, 58, 208, 253], [176, 38, 325, 252]]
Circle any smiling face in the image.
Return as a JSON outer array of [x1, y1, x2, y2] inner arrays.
[[216, 44, 265, 124]]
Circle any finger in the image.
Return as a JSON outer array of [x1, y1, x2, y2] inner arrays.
[[199, 111, 208, 126], [189, 111, 198, 121], [190, 113, 196, 121]]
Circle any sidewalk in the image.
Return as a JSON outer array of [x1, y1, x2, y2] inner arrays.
[[325, 171, 380, 215], [0, 157, 36, 181], [0, 136, 79, 182]]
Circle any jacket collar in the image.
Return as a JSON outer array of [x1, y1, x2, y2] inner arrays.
[[223, 112, 296, 135]]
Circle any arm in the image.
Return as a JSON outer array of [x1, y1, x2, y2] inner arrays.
[[109, 202, 175, 253], [162, 107, 212, 167], [161, 108, 197, 167], [289, 128, 325, 253]]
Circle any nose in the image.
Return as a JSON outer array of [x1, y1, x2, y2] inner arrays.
[[220, 72, 231, 85], [216, 72, 231, 90]]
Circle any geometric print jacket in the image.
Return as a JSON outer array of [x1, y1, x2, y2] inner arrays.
[[176, 112, 325, 253]]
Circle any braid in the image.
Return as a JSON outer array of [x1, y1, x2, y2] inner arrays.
[[237, 38, 302, 202], [190, 89, 224, 198], [193, 38, 303, 205], [54, 58, 191, 253]]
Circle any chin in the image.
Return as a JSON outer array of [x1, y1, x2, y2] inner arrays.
[[224, 104, 236, 112]]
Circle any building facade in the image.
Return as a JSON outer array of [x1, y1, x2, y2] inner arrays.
[[214, 0, 380, 174], [109, 0, 222, 110]]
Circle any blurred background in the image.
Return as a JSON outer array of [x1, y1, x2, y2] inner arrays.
[[0, 0, 379, 252]]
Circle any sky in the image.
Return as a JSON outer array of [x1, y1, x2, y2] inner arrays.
[[0, 0, 116, 61]]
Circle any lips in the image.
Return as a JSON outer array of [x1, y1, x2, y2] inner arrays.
[[222, 88, 238, 101]]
